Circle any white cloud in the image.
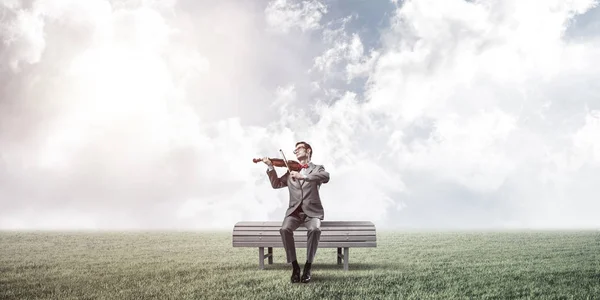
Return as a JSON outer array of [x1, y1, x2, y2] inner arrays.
[[312, 31, 364, 78], [573, 109, 600, 165], [0, 0, 303, 229], [357, 0, 600, 227], [264, 0, 327, 33], [293, 0, 600, 228], [2, 0, 600, 230], [271, 84, 297, 110], [311, 16, 381, 83], [398, 109, 518, 192], [1, 1, 47, 71]]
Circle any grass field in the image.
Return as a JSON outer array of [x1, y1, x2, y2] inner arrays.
[[1, 230, 599, 299]]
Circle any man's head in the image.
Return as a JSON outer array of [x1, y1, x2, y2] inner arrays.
[[294, 141, 312, 160]]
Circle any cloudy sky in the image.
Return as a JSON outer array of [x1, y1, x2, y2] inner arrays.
[[1, 0, 600, 230]]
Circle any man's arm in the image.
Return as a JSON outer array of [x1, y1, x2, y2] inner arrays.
[[304, 165, 330, 184], [267, 166, 289, 189]]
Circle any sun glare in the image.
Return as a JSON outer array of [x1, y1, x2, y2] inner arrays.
[[39, 44, 174, 168]]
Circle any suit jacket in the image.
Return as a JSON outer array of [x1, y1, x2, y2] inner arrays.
[[267, 162, 330, 220]]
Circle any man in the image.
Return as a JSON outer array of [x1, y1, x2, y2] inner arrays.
[[261, 141, 330, 283]]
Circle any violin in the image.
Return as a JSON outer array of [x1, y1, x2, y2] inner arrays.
[[253, 149, 307, 173], [252, 157, 303, 172]]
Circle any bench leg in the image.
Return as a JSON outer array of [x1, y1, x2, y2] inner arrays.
[[268, 247, 273, 265], [343, 247, 349, 271], [337, 247, 342, 265], [259, 247, 264, 270]]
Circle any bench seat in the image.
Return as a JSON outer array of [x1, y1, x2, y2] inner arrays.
[[232, 221, 376, 271]]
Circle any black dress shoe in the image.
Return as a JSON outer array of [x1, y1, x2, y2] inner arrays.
[[300, 267, 311, 283], [291, 268, 301, 283]]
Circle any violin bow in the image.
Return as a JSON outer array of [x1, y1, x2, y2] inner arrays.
[[279, 149, 294, 179]]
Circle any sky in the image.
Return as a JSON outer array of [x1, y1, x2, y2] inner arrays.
[[1, 0, 600, 230]]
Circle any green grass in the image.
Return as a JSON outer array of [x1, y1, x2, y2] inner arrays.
[[1, 230, 599, 299]]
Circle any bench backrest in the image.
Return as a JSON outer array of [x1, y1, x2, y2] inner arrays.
[[232, 221, 376, 248]]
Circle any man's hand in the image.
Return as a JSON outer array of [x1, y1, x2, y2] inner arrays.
[[289, 171, 306, 180], [262, 157, 273, 167]]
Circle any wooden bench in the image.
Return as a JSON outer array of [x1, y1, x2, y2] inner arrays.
[[232, 221, 376, 271]]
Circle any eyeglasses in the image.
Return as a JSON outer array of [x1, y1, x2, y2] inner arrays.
[[293, 146, 305, 154]]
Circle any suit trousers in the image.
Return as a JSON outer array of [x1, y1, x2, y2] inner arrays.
[[279, 208, 322, 264]]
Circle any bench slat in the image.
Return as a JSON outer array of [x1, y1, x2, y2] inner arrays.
[[233, 242, 376, 248], [233, 226, 374, 231], [234, 221, 375, 227], [232, 231, 376, 236], [232, 220, 377, 271], [233, 236, 376, 242]]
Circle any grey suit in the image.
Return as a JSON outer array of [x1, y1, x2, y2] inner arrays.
[[267, 162, 330, 263]]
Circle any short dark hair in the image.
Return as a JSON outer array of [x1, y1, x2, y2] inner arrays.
[[295, 141, 312, 158]]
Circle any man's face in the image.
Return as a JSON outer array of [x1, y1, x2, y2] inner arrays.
[[294, 144, 308, 159]]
